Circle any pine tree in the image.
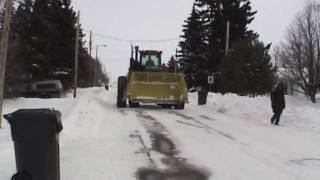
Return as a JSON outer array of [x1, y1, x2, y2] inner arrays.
[[246, 41, 274, 96], [178, 4, 207, 89], [195, 0, 257, 82], [2, 0, 33, 96], [31, 0, 96, 88], [220, 39, 275, 96], [29, 0, 77, 79], [179, 0, 274, 96], [2, 0, 103, 96], [167, 56, 177, 72]]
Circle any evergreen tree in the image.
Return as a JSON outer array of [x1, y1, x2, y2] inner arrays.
[[29, 0, 77, 80], [2, 0, 104, 96], [167, 56, 177, 72], [220, 39, 275, 96], [2, 0, 33, 96], [179, 0, 275, 96], [195, 0, 257, 70], [178, 5, 207, 89]]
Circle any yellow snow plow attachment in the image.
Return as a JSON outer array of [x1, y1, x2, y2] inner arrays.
[[117, 48, 188, 109], [126, 72, 188, 109]]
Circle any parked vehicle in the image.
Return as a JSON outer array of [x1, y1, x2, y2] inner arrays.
[[23, 80, 63, 98]]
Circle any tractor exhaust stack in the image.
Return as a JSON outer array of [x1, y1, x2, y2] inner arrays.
[[135, 46, 139, 62]]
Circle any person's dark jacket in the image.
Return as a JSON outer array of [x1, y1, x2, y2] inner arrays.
[[271, 84, 286, 113]]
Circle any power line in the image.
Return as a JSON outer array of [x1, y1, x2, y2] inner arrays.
[[33, 11, 180, 46], [85, 30, 181, 43]]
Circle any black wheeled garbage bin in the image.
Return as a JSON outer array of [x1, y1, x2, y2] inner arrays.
[[198, 90, 208, 105], [4, 109, 63, 180]]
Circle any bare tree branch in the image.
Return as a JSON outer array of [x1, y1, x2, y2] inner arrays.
[[278, 0, 320, 102]]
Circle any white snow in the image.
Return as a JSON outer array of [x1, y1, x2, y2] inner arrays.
[[1, 87, 320, 180]]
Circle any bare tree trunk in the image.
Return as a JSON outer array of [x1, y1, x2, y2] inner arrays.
[[314, 37, 320, 102], [306, 6, 316, 103]]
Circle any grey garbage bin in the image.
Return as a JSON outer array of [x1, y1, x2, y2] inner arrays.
[[4, 109, 63, 180]]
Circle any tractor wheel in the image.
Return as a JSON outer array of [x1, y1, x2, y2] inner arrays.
[[117, 76, 127, 108], [175, 101, 185, 110], [129, 100, 140, 108]]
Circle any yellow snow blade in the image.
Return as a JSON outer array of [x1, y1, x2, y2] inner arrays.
[[126, 72, 188, 104]]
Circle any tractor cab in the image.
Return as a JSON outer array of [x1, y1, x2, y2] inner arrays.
[[139, 50, 162, 71]]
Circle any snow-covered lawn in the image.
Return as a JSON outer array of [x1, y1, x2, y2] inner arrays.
[[0, 87, 319, 180]]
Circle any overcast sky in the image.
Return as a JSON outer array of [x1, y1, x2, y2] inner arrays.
[[72, 0, 306, 81]]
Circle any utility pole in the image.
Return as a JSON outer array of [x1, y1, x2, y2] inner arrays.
[[220, 21, 233, 57], [89, 31, 92, 57], [0, 0, 13, 128], [73, 11, 80, 98], [94, 44, 106, 86], [95, 45, 98, 86], [225, 21, 230, 57], [89, 30, 93, 86]]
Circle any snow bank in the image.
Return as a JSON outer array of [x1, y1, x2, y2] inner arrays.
[[188, 92, 320, 131], [155, 92, 320, 180], [1, 88, 319, 180]]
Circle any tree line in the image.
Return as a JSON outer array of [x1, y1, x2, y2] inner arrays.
[[1, 0, 108, 97], [178, 0, 275, 97]]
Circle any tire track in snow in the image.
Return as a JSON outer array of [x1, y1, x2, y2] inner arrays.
[[162, 110, 305, 179], [199, 115, 215, 121], [130, 132, 154, 165], [167, 111, 240, 143], [144, 103, 314, 179], [290, 158, 320, 165], [134, 109, 210, 180], [61, 88, 150, 180]]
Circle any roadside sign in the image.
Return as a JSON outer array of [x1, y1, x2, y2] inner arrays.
[[208, 76, 214, 84]]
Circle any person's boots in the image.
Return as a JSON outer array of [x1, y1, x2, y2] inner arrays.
[[274, 115, 280, 125], [271, 114, 276, 124]]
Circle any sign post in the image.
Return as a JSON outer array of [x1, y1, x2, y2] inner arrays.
[[208, 75, 214, 92], [73, 11, 80, 98]]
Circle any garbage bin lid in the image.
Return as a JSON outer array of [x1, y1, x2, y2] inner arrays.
[[4, 109, 63, 133], [4, 109, 63, 142]]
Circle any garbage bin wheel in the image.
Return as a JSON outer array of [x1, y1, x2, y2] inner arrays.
[[11, 172, 32, 180]]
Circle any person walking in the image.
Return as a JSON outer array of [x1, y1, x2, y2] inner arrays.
[[270, 82, 286, 125]]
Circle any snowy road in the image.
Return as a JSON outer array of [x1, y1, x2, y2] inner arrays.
[[1, 87, 320, 180]]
